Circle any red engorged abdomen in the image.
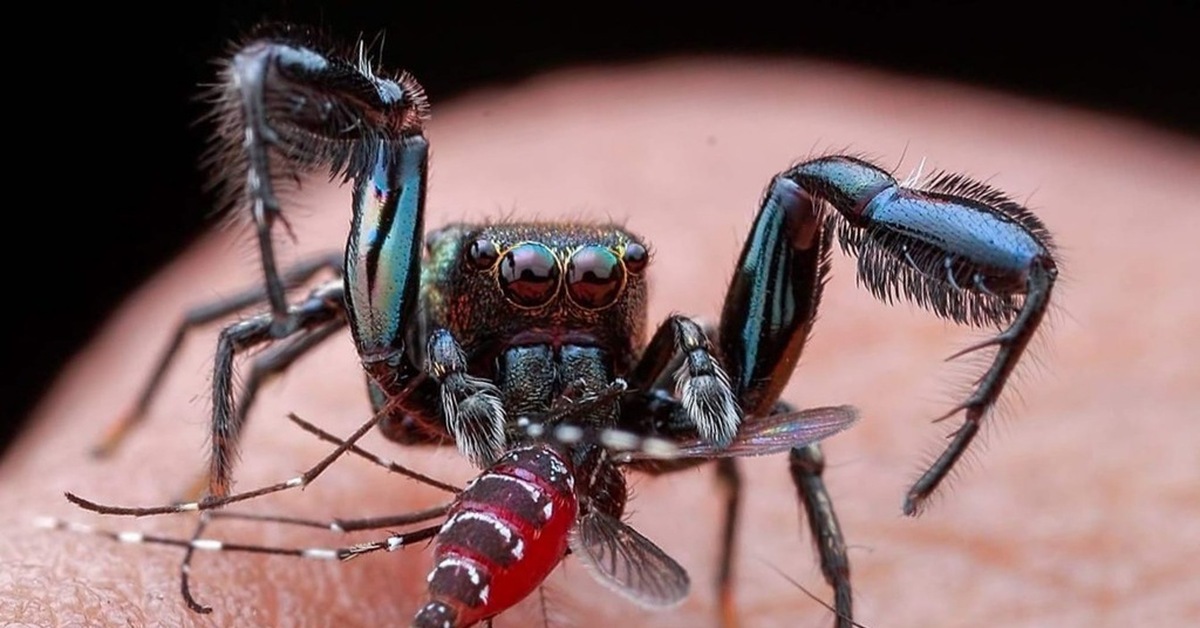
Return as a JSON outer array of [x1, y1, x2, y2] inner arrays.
[[413, 445, 579, 628], [471, 481, 576, 617]]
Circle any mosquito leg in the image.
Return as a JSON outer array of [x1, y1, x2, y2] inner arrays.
[[203, 506, 453, 533], [36, 516, 442, 561], [66, 404, 383, 516], [92, 253, 343, 458], [38, 514, 438, 616], [173, 407, 456, 613], [177, 503, 454, 612], [789, 442, 852, 628], [287, 413, 461, 494], [181, 512, 215, 612]]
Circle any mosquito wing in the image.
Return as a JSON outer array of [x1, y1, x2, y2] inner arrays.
[[618, 404, 858, 461], [568, 509, 690, 608]]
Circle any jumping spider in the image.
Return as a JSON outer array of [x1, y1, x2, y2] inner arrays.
[[71, 23, 1059, 628]]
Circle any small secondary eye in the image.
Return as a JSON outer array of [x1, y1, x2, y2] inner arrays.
[[499, 243, 561, 307], [465, 239, 500, 270], [566, 246, 626, 310], [621, 242, 649, 274]]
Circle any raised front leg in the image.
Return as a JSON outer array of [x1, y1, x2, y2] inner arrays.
[[213, 28, 450, 464], [624, 172, 837, 626], [717, 172, 832, 417], [785, 156, 1058, 514], [718, 172, 842, 625], [213, 25, 429, 332], [215, 27, 444, 413]]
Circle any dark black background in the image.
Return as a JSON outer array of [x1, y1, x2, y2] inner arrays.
[[5, 4, 1196, 456]]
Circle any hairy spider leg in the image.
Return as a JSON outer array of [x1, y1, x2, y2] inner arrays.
[[784, 156, 1057, 515], [205, 281, 347, 497], [91, 252, 343, 459], [620, 171, 844, 627], [789, 429, 852, 628], [216, 29, 481, 464], [214, 26, 428, 331]]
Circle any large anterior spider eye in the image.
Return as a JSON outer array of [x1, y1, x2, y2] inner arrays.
[[465, 238, 499, 270], [498, 243, 561, 307], [566, 246, 626, 310]]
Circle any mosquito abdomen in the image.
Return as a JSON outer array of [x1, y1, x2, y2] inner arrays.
[[414, 445, 578, 627]]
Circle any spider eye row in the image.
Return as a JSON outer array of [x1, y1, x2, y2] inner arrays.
[[465, 239, 648, 310]]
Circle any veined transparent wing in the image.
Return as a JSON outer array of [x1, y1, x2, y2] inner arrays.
[[617, 404, 858, 461], [568, 509, 690, 608]]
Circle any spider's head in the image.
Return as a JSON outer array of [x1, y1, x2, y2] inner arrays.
[[421, 222, 651, 370]]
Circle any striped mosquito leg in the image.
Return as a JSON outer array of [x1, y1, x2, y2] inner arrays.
[[202, 506, 454, 533], [66, 406, 385, 517], [34, 516, 442, 562], [287, 413, 460, 494], [181, 513, 215, 612], [177, 504, 455, 612]]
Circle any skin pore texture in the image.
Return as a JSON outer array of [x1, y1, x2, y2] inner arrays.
[[2, 59, 1197, 627]]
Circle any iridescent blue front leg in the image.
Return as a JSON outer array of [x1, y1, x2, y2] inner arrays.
[[343, 126, 505, 467], [717, 173, 832, 417], [787, 155, 1059, 514], [625, 173, 841, 626], [202, 25, 503, 492], [717, 174, 850, 627], [214, 24, 428, 332], [344, 138, 429, 387], [631, 157, 1057, 626], [626, 171, 832, 444]]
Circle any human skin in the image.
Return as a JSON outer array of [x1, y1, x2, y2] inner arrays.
[[2, 59, 1198, 627]]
